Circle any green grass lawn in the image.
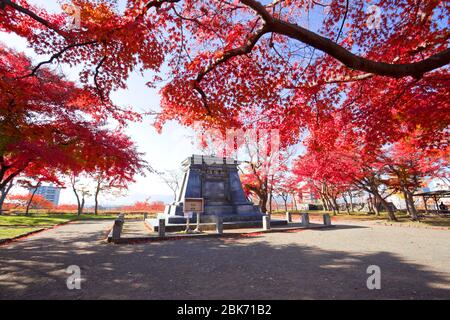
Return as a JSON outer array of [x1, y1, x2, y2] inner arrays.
[[0, 213, 116, 240], [0, 214, 115, 227], [380, 215, 450, 229], [0, 227, 43, 240], [272, 210, 450, 229]]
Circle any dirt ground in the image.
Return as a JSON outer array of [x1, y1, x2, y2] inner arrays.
[[0, 220, 449, 299]]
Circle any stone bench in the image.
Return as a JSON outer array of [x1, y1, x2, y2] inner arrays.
[[323, 213, 332, 226], [215, 215, 224, 234], [286, 211, 313, 226], [286, 212, 331, 227], [111, 214, 125, 242], [301, 213, 310, 226], [286, 211, 292, 223], [263, 215, 271, 230]]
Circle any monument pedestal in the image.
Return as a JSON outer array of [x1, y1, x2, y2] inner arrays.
[[145, 216, 287, 232]]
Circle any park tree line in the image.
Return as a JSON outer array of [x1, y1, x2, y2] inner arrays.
[[197, 123, 448, 222]]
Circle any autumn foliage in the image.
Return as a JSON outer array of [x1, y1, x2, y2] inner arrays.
[[120, 200, 165, 213], [56, 204, 79, 211], [5, 194, 54, 210]]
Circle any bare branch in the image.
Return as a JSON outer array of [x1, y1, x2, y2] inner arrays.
[[24, 41, 98, 77], [192, 24, 268, 115], [192, 83, 212, 115], [94, 56, 107, 101], [335, 0, 349, 42]]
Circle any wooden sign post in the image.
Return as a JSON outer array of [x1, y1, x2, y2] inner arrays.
[[183, 198, 204, 233]]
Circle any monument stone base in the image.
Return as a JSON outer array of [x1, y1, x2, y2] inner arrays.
[[145, 216, 288, 232]]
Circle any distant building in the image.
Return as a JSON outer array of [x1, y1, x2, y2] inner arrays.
[[29, 185, 61, 206]]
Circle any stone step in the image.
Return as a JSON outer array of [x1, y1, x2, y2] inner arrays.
[[145, 218, 288, 232], [166, 214, 266, 224]]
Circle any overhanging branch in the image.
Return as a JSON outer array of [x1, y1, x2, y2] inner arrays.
[[241, 0, 450, 79], [25, 41, 98, 77], [195, 25, 269, 83], [1, 0, 66, 37], [193, 25, 269, 115]]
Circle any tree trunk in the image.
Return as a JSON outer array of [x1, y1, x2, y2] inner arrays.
[[26, 182, 40, 216], [342, 196, 351, 214], [94, 180, 101, 215], [0, 180, 14, 214], [269, 190, 273, 216], [292, 194, 298, 211], [372, 201, 380, 216], [324, 194, 335, 214], [332, 196, 340, 215], [322, 193, 331, 212], [348, 191, 354, 212], [320, 194, 328, 211], [373, 192, 397, 221], [367, 193, 374, 213], [370, 193, 381, 216], [328, 200, 335, 214], [74, 191, 81, 215], [404, 189, 418, 221], [403, 190, 411, 216], [79, 196, 85, 216], [0, 191, 6, 214], [274, 198, 279, 211], [259, 192, 268, 214], [94, 195, 99, 215], [369, 192, 381, 216], [329, 200, 336, 215], [71, 176, 82, 216]]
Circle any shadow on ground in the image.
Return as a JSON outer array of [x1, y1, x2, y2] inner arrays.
[[307, 224, 368, 231], [0, 220, 449, 299]]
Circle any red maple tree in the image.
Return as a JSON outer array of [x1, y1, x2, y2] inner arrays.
[[0, 45, 145, 213]]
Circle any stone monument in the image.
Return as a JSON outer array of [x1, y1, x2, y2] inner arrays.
[[165, 155, 262, 223], [146, 155, 287, 231]]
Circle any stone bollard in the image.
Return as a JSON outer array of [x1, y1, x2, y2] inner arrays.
[[158, 218, 166, 237], [112, 218, 124, 241], [286, 211, 292, 223], [323, 213, 332, 226], [262, 215, 271, 230], [215, 215, 223, 235], [301, 213, 310, 227]]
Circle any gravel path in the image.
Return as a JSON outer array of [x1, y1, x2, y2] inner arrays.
[[0, 220, 449, 299]]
